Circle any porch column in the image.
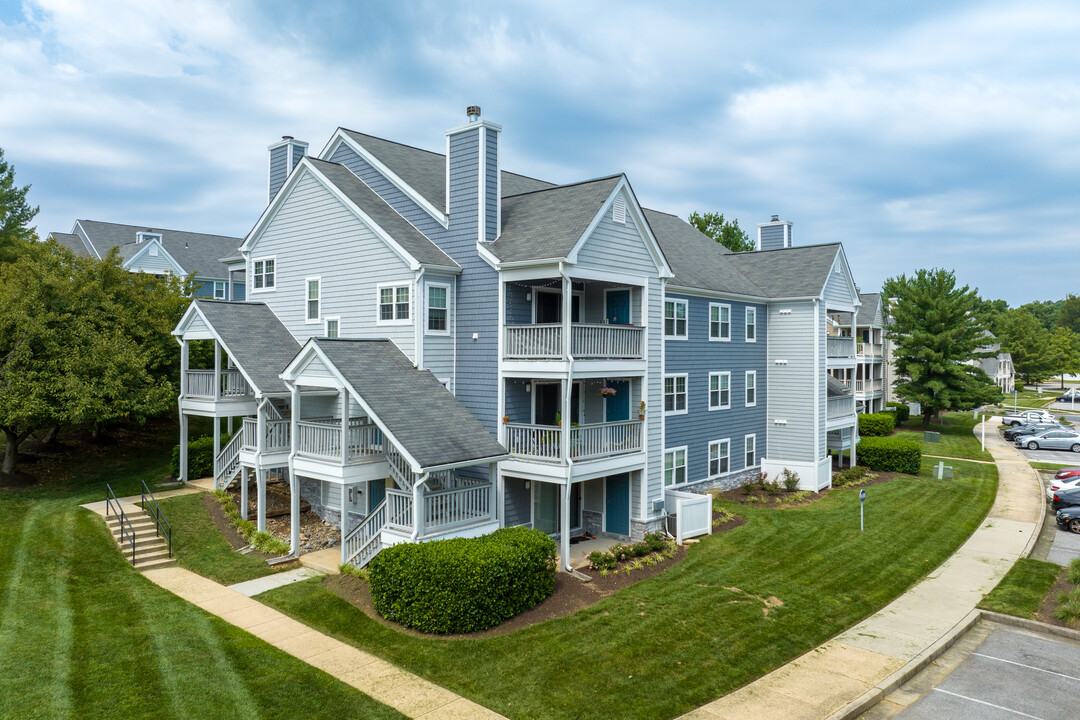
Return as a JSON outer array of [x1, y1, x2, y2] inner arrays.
[[288, 382, 300, 556], [560, 481, 572, 573], [240, 466, 249, 521], [256, 466, 267, 532], [179, 413, 189, 483], [560, 378, 569, 464], [340, 483, 348, 565], [180, 339, 189, 397], [212, 416, 221, 482], [490, 463, 500, 526], [213, 340, 221, 402], [851, 427, 857, 468], [227, 416, 233, 435], [412, 474, 427, 540], [340, 390, 348, 464]]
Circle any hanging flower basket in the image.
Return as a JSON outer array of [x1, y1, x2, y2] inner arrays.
[[599, 387, 617, 398]]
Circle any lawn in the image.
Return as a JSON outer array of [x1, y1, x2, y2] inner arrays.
[[155, 492, 288, 586], [978, 558, 1062, 619], [0, 422, 405, 720], [258, 459, 998, 720], [892, 412, 993, 462]]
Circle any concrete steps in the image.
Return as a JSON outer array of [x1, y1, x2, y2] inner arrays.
[[105, 508, 174, 571]]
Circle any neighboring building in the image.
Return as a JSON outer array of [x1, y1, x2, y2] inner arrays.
[[48, 220, 245, 300], [828, 292, 889, 414], [973, 331, 1015, 394], [171, 107, 865, 571]]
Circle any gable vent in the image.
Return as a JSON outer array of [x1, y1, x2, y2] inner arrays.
[[613, 195, 626, 224]]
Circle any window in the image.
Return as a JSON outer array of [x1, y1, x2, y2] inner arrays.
[[325, 317, 340, 338], [664, 374, 687, 414], [664, 448, 687, 487], [213, 281, 227, 300], [252, 257, 275, 291], [745, 434, 756, 468], [664, 299, 687, 339], [746, 307, 757, 342], [306, 278, 320, 322], [709, 439, 730, 476], [378, 284, 410, 323], [426, 284, 449, 334], [709, 372, 731, 410], [710, 303, 731, 341], [745, 371, 757, 407]]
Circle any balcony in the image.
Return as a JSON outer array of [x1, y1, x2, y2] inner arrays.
[[826, 337, 856, 359], [827, 396, 855, 420], [856, 342, 883, 358], [240, 417, 291, 454], [295, 418, 383, 464], [384, 482, 493, 538], [854, 379, 884, 395], [504, 324, 644, 361], [184, 369, 251, 399], [505, 420, 643, 462]]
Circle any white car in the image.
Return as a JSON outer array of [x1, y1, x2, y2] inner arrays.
[[1047, 476, 1080, 500], [1001, 410, 1055, 427]]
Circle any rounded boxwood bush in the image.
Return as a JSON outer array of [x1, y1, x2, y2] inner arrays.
[[887, 401, 910, 424], [369, 526, 557, 634], [170, 434, 232, 478], [856, 436, 921, 475], [858, 412, 896, 437]]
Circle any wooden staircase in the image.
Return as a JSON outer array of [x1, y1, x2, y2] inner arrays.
[[106, 507, 175, 571]]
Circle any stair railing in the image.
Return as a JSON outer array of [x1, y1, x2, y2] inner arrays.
[[214, 430, 244, 490], [105, 484, 136, 564], [140, 480, 172, 559]]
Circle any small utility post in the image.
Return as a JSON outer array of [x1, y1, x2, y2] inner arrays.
[[981, 415, 986, 452], [860, 488, 866, 532]]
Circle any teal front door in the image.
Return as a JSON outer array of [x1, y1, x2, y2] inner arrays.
[[605, 380, 631, 422], [606, 290, 630, 325], [534, 482, 559, 534], [368, 478, 385, 512], [605, 474, 630, 535]]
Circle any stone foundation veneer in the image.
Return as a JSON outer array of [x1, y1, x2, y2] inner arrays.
[[298, 477, 341, 528], [679, 466, 761, 494]]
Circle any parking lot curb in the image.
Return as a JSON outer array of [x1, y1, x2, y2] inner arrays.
[[1023, 465, 1048, 559], [980, 610, 1080, 642]]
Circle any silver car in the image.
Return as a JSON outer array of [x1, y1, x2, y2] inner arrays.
[[1015, 429, 1080, 452]]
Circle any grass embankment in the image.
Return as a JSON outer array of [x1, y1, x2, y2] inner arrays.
[[259, 459, 997, 720], [978, 558, 1062, 619], [1030, 461, 1076, 471], [0, 424, 405, 720], [893, 412, 993, 462]]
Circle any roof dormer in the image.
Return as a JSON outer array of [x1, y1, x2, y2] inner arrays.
[[136, 231, 162, 245]]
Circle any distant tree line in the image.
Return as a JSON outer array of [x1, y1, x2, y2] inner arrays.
[[973, 295, 1080, 386]]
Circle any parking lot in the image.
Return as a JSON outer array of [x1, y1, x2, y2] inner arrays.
[[896, 626, 1080, 719]]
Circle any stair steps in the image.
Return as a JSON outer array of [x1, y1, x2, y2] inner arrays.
[[106, 507, 174, 571]]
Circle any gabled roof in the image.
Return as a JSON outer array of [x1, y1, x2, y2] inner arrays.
[[311, 339, 507, 470], [72, 220, 241, 279], [724, 243, 843, 299], [176, 300, 300, 395], [644, 209, 768, 298], [47, 232, 91, 257], [339, 129, 555, 213], [827, 374, 850, 397], [855, 293, 882, 327], [305, 158, 458, 269], [488, 176, 623, 263]]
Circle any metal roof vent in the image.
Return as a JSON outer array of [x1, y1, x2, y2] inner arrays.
[[467, 105, 481, 122], [771, 214, 779, 222]]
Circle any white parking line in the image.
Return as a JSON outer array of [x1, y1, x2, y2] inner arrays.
[[972, 652, 1080, 683], [932, 688, 1046, 719]]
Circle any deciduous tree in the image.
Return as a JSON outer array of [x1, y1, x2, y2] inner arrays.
[[688, 211, 754, 252], [998, 309, 1053, 384], [1047, 326, 1080, 389]]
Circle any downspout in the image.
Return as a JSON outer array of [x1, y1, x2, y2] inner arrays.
[[813, 299, 821, 488], [560, 262, 575, 572], [411, 472, 430, 541], [285, 379, 300, 558]]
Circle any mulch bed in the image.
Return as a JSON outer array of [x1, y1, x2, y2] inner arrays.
[[1035, 566, 1080, 631], [716, 470, 904, 508], [201, 492, 282, 562]]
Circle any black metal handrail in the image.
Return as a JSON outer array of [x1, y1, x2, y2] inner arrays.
[[140, 480, 172, 558], [105, 483, 136, 564]]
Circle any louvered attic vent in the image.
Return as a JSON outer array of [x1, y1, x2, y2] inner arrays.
[[613, 195, 626, 224]]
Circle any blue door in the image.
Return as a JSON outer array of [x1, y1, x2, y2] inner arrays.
[[605, 380, 631, 422], [606, 290, 630, 325], [368, 478, 385, 512], [605, 474, 630, 535]]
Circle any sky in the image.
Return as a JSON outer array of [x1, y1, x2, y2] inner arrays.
[[1, 0, 1077, 306]]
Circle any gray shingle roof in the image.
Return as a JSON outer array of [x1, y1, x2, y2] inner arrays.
[[489, 176, 622, 263], [194, 300, 300, 395], [340, 129, 555, 213], [724, 244, 842, 298], [855, 293, 882, 327], [316, 339, 507, 469], [644, 210, 768, 297], [74, 220, 241, 280], [306, 158, 458, 269], [47, 232, 91, 257]]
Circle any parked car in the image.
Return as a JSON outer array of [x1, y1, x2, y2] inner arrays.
[[1055, 467, 1080, 481], [1051, 486, 1080, 510], [1004, 423, 1066, 441], [1046, 475, 1080, 500], [1014, 429, 1080, 452], [1057, 506, 1080, 534], [1057, 391, 1080, 402], [1001, 410, 1055, 427]]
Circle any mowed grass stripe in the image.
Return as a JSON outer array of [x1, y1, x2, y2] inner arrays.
[[51, 507, 75, 719]]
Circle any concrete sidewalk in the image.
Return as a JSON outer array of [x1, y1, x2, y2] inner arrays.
[[143, 565, 506, 720], [681, 420, 1043, 720], [80, 485, 203, 515]]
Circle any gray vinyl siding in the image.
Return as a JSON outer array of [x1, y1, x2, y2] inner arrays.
[[420, 273, 456, 384], [484, 128, 498, 242], [758, 224, 785, 251], [765, 300, 819, 463], [823, 258, 854, 308], [503, 476, 531, 527], [321, 480, 342, 508], [231, 282, 246, 301], [664, 293, 768, 484], [504, 379, 531, 423], [446, 128, 500, 434], [129, 248, 181, 275], [328, 142, 448, 239], [249, 170, 416, 355], [504, 283, 532, 323], [269, 145, 289, 201], [190, 279, 219, 298]]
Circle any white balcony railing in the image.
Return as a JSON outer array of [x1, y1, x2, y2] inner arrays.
[[385, 489, 414, 532], [296, 419, 382, 463], [184, 369, 251, 399], [241, 417, 291, 453], [505, 423, 562, 461], [827, 396, 854, 419], [826, 337, 856, 359], [856, 342, 883, 357], [424, 484, 491, 532], [506, 420, 644, 462], [854, 379, 884, 394], [504, 323, 645, 360]]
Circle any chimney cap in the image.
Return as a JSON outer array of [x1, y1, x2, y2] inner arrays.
[[770, 214, 779, 222], [467, 105, 481, 122], [282, 135, 294, 141]]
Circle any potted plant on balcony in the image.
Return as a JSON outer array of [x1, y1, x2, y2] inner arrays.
[[638, 401, 646, 420], [503, 415, 509, 423], [599, 386, 617, 398]]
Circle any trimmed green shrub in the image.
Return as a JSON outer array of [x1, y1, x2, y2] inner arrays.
[[369, 526, 556, 634], [781, 468, 800, 492], [833, 465, 874, 487], [170, 434, 232, 478], [858, 412, 896, 437], [886, 401, 910, 424], [856, 437, 921, 475]]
